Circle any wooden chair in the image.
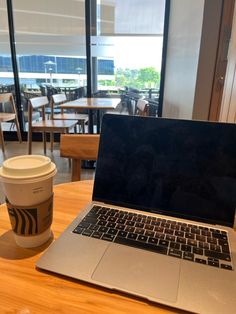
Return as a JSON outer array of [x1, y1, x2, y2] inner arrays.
[[136, 99, 149, 116], [28, 96, 77, 154], [0, 93, 22, 152], [60, 134, 100, 181], [51, 93, 88, 133]]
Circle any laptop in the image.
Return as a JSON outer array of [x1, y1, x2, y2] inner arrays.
[[36, 114, 236, 314]]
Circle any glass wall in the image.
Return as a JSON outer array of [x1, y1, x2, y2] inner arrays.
[[92, 0, 165, 104], [0, 0, 14, 88], [12, 0, 87, 128], [0, 0, 16, 133]]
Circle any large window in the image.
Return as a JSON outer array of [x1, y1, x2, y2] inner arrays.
[[0, 0, 168, 136], [12, 0, 86, 129], [92, 0, 165, 101]]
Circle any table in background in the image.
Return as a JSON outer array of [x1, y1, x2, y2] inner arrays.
[[0, 180, 185, 314], [59, 97, 121, 133]]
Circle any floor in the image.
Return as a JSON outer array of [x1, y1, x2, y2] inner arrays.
[[0, 141, 95, 204]]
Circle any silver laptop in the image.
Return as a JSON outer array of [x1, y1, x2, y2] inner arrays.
[[36, 114, 236, 314]]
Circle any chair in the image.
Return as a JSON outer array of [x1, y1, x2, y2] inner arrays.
[[51, 93, 88, 133], [136, 99, 149, 116], [0, 93, 22, 152], [28, 96, 77, 154], [60, 134, 99, 181]]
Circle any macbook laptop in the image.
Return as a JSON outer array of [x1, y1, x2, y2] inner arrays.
[[36, 114, 236, 314]]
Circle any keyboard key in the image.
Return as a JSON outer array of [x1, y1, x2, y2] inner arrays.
[[97, 220, 107, 226], [116, 224, 125, 230], [98, 226, 109, 233], [108, 217, 117, 222], [73, 227, 84, 234], [201, 230, 211, 237], [165, 228, 174, 235], [88, 224, 99, 231], [168, 248, 182, 258], [114, 236, 168, 255], [135, 228, 145, 235], [155, 232, 165, 240], [78, 222, 90, 229], [82, 229, 93, 236], [145, 224, 154, 231], [204, 250, 231, 262], [135, 222, 144, 228], [183, 252, 194, 261], [198, 241, 209, 249], [196, 235, 206, 242], [191, 228, 200, 235], [126, 221, 135, 226], [181, 226, 190, 232], [102, 233, 115, 241], [82, 217, 97, 224], [108, 228, 118, 235], [176, 237, 186, 244], [137, 235, 148, 242], [181, 244, 192, 252], [185, 233, 195, 239], [221, 264, 233, 270], [161, 222, 170, 228], [170, 242, 180, 250], [165, 235, 175, 242], [145, 230, 155, 237], [107, 222, 116, 228], [170, 224, 180, 230], [207, 237, 217, 244], [91, 231, 103, 239], [212, 233, 228, 240], [155, 226, 164, 233], [127, 232, 137, 240], [175, 230, 184, 237], [117, 218, 125, 224], [193, 247, 203, 255], [117, 230, 128, 238], [187, 239, 197, 247], [210, 244, 221, 252], [148, 237, 158, 245], [208, 260, 219, 268], [195, 258, 207, 264], [151, 220, 160, 226], [159, 240, 169, 247], [221, 244, 230, 254], [125, 226, 135, 233]]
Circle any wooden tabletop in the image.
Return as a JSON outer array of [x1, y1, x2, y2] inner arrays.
[[0, 180, 184, 314], [59, 97, 121, 110]]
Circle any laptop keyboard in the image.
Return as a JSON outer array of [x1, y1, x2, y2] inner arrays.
[[73, 205, 233, 271]]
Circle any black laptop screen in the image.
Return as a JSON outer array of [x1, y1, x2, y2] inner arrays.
[[93, 115, 236, 227]]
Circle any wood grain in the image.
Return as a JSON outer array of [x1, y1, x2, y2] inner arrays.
[[0, 180, 184, 314], [59, 97, 120, 110], [60, 134, 100, 181]]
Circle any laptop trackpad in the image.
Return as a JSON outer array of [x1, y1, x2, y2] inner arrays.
[[92, 244, 180, 302]]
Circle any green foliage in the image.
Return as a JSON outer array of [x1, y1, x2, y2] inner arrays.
[[115, 67, 160, 89]]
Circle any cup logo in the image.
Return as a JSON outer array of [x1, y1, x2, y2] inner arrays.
[[6, 195, 53, 236], [7, 206, 38, 235]]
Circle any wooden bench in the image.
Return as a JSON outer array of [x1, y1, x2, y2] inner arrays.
[[60, 134, 100, 181]]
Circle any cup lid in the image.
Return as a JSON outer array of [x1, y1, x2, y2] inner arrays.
[[0, 155, 56, 180]]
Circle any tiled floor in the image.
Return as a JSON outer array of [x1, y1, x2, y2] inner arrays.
[[0, 141, 95, 203]]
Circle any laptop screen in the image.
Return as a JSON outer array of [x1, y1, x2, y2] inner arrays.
[[93, 114, 236, 227]]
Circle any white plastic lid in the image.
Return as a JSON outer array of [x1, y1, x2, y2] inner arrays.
[[0, 155, 56, 180]]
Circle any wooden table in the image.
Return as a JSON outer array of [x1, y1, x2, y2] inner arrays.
[[59, 97, 121, 133], [0, 180, 184, 314]]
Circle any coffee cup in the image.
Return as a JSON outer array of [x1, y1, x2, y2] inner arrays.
[[0, 155, 57, 248]]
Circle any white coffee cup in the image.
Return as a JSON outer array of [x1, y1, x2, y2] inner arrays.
[[0, 155, 57, 248]]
